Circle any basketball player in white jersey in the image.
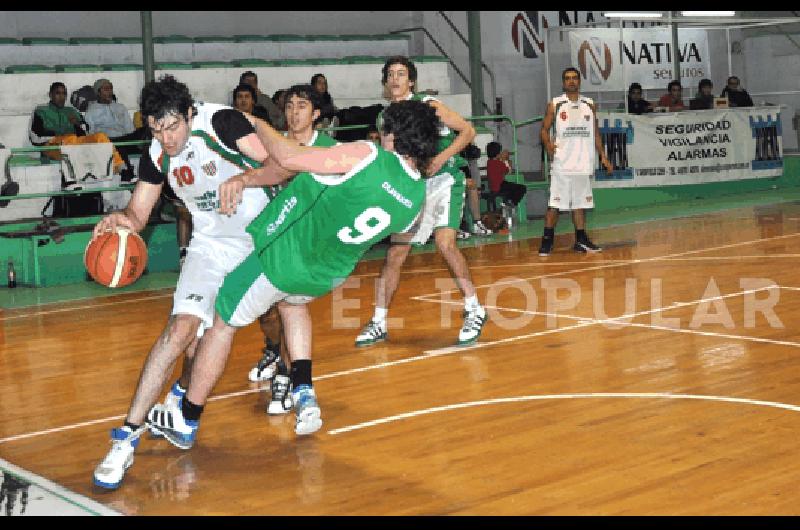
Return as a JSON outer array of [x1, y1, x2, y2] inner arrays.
[[91, 75, 310, 489], [538, 67, 613, 256]]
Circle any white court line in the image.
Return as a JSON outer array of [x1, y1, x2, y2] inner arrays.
[[410, 232, 800, 301], [327, 393, 800, 436], [0, 291, 174, 321], [0, 457, 121, 515]]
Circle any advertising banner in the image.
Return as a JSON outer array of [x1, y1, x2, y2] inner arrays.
[[591, 107, 784, 188]]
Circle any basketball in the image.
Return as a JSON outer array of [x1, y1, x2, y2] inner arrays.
[[84, 228, 148, 288]]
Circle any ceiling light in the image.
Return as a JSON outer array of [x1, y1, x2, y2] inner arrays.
[[680, 11, 736, 17], [603, 12, 664, 18]]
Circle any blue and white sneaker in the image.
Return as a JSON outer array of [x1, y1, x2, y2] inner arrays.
[[150, 381, 186, 439], [292, 385, 322, 436], [93, 425, 145, 490], [147, 402, 199, 450]]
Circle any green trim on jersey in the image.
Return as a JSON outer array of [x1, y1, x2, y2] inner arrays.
[[216, 252, 264, 324]]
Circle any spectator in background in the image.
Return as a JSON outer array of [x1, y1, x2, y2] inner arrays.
[[721, 75, 754, 108], [486, 141, 526, 209], [239, 71, 285, 129], [689, 78, 715, 110], [310, 73, 337, 128], [30, 81, 126, 174], [232, 83, 270, 122], [272, 89, 288, 130], [627, 82, 653, 114], [657, 80, 685, 111], [366, 126, 381, 145], [85, 78, 144, 181]]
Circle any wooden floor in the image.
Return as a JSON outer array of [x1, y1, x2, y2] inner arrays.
[[3, 202, 800, 515]]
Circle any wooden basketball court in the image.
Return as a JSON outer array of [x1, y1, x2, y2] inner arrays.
[[3, 202, 800, 515]]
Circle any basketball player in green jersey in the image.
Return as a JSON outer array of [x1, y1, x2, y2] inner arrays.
[[146, 99, 440, 449], [355, 55, 487, 347], [248, 84, 338, 417]]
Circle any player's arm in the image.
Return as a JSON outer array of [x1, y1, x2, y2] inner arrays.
[[591, 103, 613, 172], [92, 180, 162, 238], [426, 99, 475, 175], [540, 101, 556, 158]]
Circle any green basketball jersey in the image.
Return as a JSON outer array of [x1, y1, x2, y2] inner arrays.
[[377, 93, 466, 178], [246, 142, 426, 296]]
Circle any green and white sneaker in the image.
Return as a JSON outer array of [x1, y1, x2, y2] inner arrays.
[[355, 319, 387, 347], [458, 306, 487, 345]]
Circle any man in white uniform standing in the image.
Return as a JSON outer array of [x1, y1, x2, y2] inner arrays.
[[538, 67, 613, 256]]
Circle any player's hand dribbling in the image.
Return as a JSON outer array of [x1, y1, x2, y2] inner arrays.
[[218, 175, 245, 216], [92, 212, 136, 240]]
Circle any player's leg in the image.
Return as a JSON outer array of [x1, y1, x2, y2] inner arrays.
[[147, 252, 291, 448], [466, 178, 491, 235], [540, 172, 566, 256], [93, 313, 200, 489], [570, 175, 601, 253], [278, 300, 322, 435], [249, 307, 283, 383], [355, 242, 412, 347], [434, 173, 487, 344]]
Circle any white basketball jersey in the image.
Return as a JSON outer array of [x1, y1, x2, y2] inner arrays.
[[550, 94, 596, 175], [149, 102, 269, 243]]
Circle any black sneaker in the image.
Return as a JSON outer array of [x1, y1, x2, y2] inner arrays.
[[574, 237, 602, 253], [248, 340, 281, 382], [538, 237, 554, 256]]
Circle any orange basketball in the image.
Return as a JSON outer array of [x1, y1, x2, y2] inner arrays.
[[84, 228, 148, 288]]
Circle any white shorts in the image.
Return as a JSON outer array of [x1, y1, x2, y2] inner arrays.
[[172, 235, 254, 337], [548, 172, 594, 211], [215, 252, 314, 328], [390, 171, 464, 245]]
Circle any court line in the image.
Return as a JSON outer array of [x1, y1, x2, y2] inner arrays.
[[0, 457, 121, 515], [0, 291, 174, 321], [327, 392, 800, 435], [410, 232, 800, 301]]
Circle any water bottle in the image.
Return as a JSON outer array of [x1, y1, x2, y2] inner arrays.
[[7, 258, 16, 288]]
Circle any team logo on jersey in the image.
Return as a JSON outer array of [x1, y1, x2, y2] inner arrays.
[[584, 115, 591, 121], [201, 160, 217, 176], [560, 111, 568, 121], [187, 151, 195, 160]]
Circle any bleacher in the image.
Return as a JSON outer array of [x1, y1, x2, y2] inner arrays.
[[0, 33, 486, 222]]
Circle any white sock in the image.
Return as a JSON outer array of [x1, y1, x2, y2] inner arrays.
[[373, 307, 388, 323], [464, 295, 480, 311]]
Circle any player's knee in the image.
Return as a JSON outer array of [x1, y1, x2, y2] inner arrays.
[[167, 314, 201, 348]]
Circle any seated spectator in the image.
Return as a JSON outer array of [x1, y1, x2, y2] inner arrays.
[[657, 80, 685, 111], [366, 126, 381, 145], [627, 82, 653, 114], [720, 75, 754, 108], [486, 141, 526, 208], [272, 89, 288, 130], [232, 83, 270, 122], [85, 78, 146, 181], [29, 81, 125, 174], [239, 71, 284, 129], [311, 73, 337, 128], [690, 78, 715, 110]]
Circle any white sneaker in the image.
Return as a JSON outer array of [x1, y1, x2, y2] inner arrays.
[[150, 382, 185, 439], [93, 425, 145, 490], [268, 374, 293, 415], [293, 385, 322, 436], [355, 319, 387, 347], [472, 220, 493, 235], [458, 305, 487, 345], [147, 403, 199, 450]]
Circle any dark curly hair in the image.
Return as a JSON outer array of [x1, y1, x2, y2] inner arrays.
[[381, 100, 439, 176], [232, 83, 257, 103], [382, 56, 418, 86], [140, 75, 195, 123]]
